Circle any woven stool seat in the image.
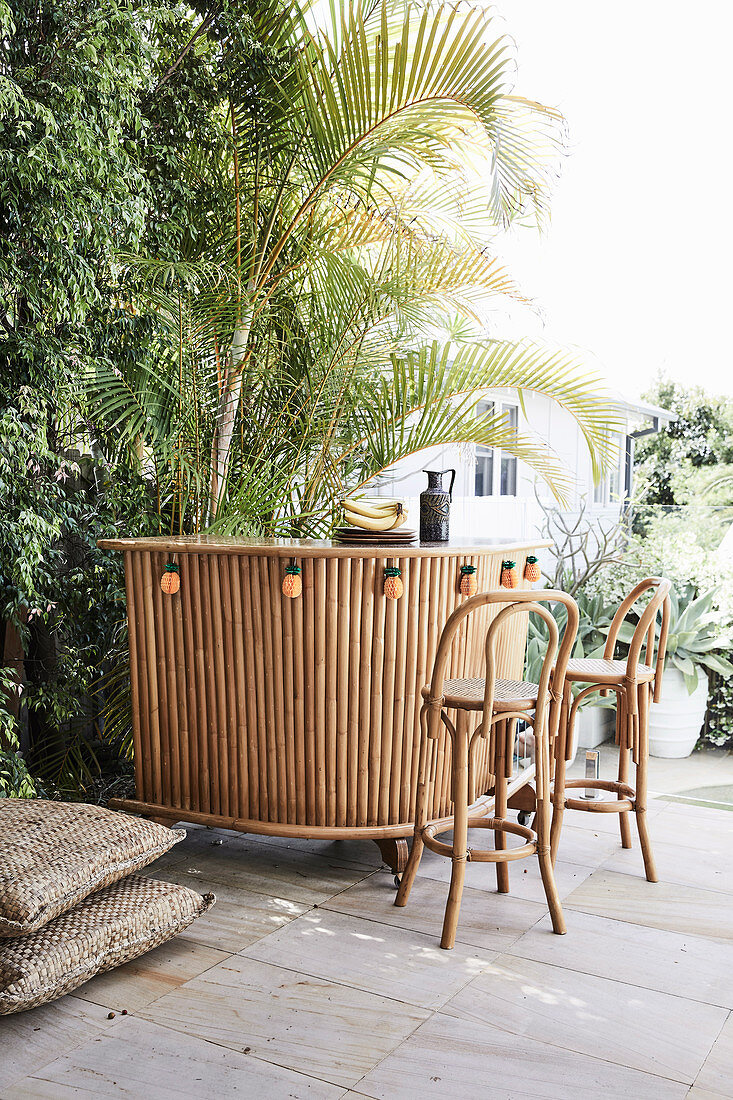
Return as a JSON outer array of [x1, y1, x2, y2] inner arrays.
[[421, 677, 539, 711], [565, 658, 655, 684]]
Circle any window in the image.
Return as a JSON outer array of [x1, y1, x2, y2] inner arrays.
[[593, 433, 624, 506], [475, 400, 518, 497]]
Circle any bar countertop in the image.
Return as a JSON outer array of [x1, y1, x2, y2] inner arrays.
[[97, 534, 552, 559]]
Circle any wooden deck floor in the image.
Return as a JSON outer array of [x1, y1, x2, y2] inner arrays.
[[3, 796, 733, 1098]]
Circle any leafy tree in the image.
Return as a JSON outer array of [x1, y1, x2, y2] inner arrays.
[[0, 0, 264, 792], [0, 0, 619, 794], [635, 379, 733, 508], [90, 0, 618, 538]]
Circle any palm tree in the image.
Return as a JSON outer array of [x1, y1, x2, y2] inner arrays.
[[88, 0, 619, 535]]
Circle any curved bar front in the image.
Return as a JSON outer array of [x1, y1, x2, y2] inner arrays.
[[98, 536, 548, 866]]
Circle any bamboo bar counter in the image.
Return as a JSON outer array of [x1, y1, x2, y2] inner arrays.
[[98, 535, 549, 873]]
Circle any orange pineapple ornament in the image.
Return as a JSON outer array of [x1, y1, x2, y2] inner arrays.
[[282, 563, 302, 598], [500, 559, 518, 589], [384, 566, 403, 600], [524, 555, 540, 583], [459, 564, 477, 597], [160, 561, 180, 595]]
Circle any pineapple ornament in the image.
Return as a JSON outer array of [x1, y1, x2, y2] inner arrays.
[[524, 555, 540, 583], [459, 564, 477, 597], [160, 561, 180, 595], [500, 559, 518, 589], [384, 565, 403, 600], [282, 562, 302, 598]]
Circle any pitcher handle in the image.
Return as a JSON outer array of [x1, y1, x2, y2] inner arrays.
[[445, 469, 456, 500]]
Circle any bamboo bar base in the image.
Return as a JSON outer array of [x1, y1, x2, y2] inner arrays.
[[100, 536, 550, 863]]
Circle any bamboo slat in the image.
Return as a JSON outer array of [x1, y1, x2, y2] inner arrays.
[[158, 551, 182, 810], [239, 554, 259, 819], [368, 563, 386, 826], [199, 554, 221, 816], [139, 551, 162, 806], [314, 557, 327, 824], [399, 557, 419, 822], [218, 554, 238, 819], [268, 555, 288, 825], [150, 550, 172, 807], [292, 560, 307, 822], [123, 551, 143, 800], [227, 554, 249, 819], [347, 557, 363, 827], [357, 557, 375, 826], [390, 557, 408, 825], [333, 556, 348, 827], [255, 555, 279, 820], [278, 557, 297, 823], [246, 554, 270, 820], [188, 555, 210, 809], [302, 557, 316, 823]]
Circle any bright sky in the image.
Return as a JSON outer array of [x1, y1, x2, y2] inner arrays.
[[492, 1, 733, 402]]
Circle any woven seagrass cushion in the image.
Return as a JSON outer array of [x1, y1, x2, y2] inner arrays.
[[0, 799, 185, 937], [0, 875, 215, 1015]]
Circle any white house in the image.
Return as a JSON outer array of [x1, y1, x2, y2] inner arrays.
[[373, 388, 674, 542]]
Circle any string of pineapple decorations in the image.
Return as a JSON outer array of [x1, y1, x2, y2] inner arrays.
[[163, 552, 542, 602]]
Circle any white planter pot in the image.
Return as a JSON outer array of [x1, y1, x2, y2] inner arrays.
[[576, 705, 615, 750], [648, 667, 709, 759]]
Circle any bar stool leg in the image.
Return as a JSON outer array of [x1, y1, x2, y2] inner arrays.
[[616, 693, 633, 849], [440, 728, 469, 950], [494, 718, 509, 893], [396, 706, 431, 907], [537, 792, 567, 935], [635, 683, 658, 883], [550, 684, 571, 865]]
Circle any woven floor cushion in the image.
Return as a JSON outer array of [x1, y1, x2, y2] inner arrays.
[[0, 874, 215, 1014], [0, 799, 185, 937]]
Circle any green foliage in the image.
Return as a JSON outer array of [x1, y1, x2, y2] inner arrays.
[[0, 0, 618, 796], [0, 0, 279, 793], [0, 383, 155, 795], [707, 674, 733, 749], [616, 585, 733, 694], [635, 379, 733, 509], [87, 0, 619, 535], [525, 590, 614, 709]]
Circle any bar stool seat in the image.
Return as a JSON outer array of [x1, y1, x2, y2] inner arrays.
[[564, 658, 655, 683], [421, 677, 539, 712]]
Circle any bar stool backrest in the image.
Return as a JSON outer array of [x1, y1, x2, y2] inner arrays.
[[427, 591, 579, 766], [603, 577, 672, 703]]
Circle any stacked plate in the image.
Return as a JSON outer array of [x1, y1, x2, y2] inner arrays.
[[334, 526, 418, 545]]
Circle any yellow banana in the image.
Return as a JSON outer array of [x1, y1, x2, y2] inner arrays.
[[344, 509, 397, 532], [344, 498, 399, 519]]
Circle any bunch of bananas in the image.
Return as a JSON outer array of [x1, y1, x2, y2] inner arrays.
[[343, 497, 407, 532]]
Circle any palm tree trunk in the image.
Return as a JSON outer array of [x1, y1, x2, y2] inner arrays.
[[209, 314, 252, 520]]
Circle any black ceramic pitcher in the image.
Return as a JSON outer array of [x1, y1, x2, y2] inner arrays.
[[419, 469, 456, 542]]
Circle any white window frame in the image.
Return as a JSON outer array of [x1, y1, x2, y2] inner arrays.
[[475, 399, 519, 498], [592, 432, 625, 508]]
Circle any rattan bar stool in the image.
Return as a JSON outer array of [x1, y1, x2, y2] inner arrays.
[[395, 590, 578, 950], [551, 577, 672, 881]]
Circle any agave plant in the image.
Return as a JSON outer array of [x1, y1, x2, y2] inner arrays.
[[525, 590, 615, 704], [85, 0, 620, 536], [616, 583, 733, 693]]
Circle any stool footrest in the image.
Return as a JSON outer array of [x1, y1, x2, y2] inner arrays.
[[561, 778, 636, 814], [564, 796, 634, 813], [422, 816, 537, 863]]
